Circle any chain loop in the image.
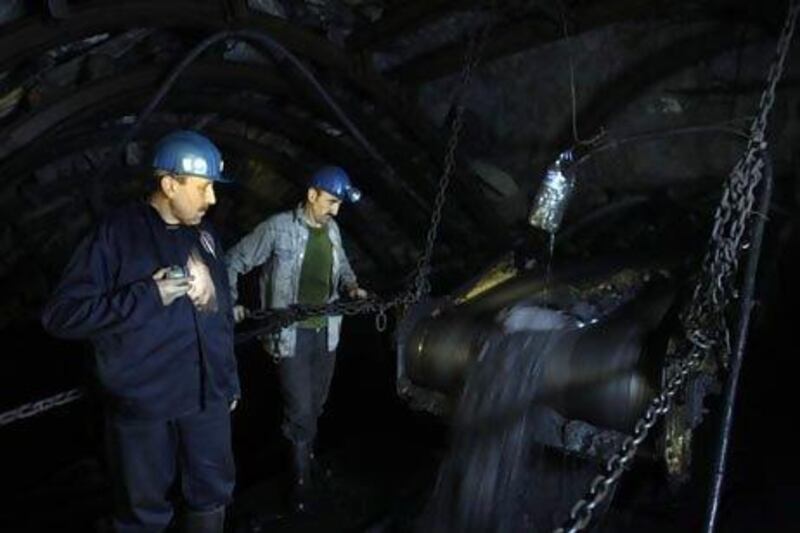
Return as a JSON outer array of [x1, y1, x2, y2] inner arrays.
[[412, 18, 494, 300], [0, 388, 85, 427], [375, 307, 388, 332], [239, 16, 496, 340]]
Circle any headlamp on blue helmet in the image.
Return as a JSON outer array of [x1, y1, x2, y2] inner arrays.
[[308, 166, 361, 203], [152, 130, 230, 182]]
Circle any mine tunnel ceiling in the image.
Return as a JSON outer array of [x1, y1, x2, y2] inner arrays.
[[0, 0, 797, 324]]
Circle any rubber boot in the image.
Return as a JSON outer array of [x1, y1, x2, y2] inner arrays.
[[290, 441, 312, 513], [184, 506, 225, 533]]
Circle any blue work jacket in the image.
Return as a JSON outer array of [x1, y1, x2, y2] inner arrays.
[[41, 203, 240, 420]]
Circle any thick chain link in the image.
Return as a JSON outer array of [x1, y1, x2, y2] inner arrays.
[[0, 388, 84, 427], [554, 351, 704, 532], [687, 0, 799, 334], [244, 16, 495, 337], [410, 19, 494, 300], [555, 3, 799, 532]]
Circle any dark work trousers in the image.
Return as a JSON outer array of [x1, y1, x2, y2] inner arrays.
[[277, 327, 337, 445], [105, 402, 235, 533]]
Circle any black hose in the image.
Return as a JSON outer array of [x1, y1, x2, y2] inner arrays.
[[89, 29, 392, 215]]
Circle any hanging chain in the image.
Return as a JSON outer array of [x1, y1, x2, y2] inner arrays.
[[410, 18, 495, 300], [687, 0, 799, 333], [0, 15, 503, 426], [0, 388, 84, 427], [245, 15, 495, 337], [555, 3, 799, 532]]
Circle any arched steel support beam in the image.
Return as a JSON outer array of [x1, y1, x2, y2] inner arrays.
[[0, 1, 507, 241], [386, 0, 777, 84], [345, 0, 466, 52], [12, 131, 401, 280], [0, 70, 478, 253], [550, 28, 756, 164]]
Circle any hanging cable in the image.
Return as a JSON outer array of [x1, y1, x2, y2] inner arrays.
[[570, 121, 750, 171], [557, 0, 605, 148], [88, 29, 394, 216]]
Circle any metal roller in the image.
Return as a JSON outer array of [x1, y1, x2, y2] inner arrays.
[[397, 257, 674, 433]]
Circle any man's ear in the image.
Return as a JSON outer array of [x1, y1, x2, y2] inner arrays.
[[307, 187, 318, 203], [160, 175, 176, 197]]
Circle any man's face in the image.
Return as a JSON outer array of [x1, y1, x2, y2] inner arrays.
[[163, 175, 216, 225], [306, 187, 342, 225]]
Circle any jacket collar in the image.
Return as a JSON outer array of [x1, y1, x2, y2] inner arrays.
[[292, 204, 342, 247], [293, 203, 309, 226], [293, 202, 331, 230]]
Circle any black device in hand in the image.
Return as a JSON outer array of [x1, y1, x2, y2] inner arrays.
[[165, 265, 189, 280]]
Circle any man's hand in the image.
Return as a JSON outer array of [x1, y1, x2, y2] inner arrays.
[[347, 286, 368, 299], [187, 252, 217, 312], [232, 305, 247, 324], [153, 267, 192, 306]]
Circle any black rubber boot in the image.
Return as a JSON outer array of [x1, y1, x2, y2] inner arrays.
[[290, 441, 312, 513], [309, 448, 334, 484], [183, 506, 225, 533]]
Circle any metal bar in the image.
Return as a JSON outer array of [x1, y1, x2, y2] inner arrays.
[[703, 157, 773, 533]]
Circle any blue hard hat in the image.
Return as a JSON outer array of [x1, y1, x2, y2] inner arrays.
[[308, 166, 361, 203], [151, 130, 230, 182]]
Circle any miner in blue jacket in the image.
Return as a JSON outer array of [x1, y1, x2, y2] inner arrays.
[[42, 130, 240, 533]]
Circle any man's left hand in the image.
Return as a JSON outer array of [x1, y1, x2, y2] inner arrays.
[[348, 286, 368, 299], [187, 251, 217, 312]]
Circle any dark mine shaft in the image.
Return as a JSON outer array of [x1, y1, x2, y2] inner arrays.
[[1, 1, 798, 532]]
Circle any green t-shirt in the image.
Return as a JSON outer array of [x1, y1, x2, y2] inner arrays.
[[297, 225, 333, 329]]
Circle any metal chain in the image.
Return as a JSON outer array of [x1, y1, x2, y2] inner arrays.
[[0, 388, 84, 428], [554, 351, 704, 533], [243, 16, 495, 338], [1, 17, 500, 425], [688, 0, 799, 331], [410, 18, 494, 300], [555, 3, 798, 532], [682, 0, 798, 361]]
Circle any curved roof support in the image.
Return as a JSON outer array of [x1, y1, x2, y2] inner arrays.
[[0, 1, 507, 242], [0, 65, 476, 251], [550, 29, 755, 166]]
